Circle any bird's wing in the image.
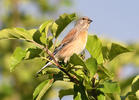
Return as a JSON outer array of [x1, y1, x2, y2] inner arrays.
[[61, 28, 77, 44], [53, 28, 77, 55]]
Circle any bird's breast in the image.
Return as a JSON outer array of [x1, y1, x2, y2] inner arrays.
[[56, 31, 88, 61]]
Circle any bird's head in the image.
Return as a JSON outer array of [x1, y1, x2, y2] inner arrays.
[[75, 16, 92, 29]]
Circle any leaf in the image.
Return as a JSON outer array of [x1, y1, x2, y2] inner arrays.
[[97, 66, 114, 80], [74, 92, 82, 100], [33, 80, 49, 100], [59, 89, 74, 99], [0, 28, 35, 41], [74, 83, 89, 100], [39, 20, 53, 44], [108, 43, 130, 60], [10, 47, 26, 72], [32, 30, 42, 44], [0, 28, 18, 40], [13, 28, 32, 40], [69, 54, 88, 72], [52, 13, 76, 38], [44, 81, 74, 100], [59, 88, 74, 99], [26, 48, 42, 59], [132, 75, 139, 93], [33, 79, 54, 100], [97, 94, 106, 100], [102, 46, 109, 61], [70, 54, 86, 67], [126, 92, 138, 100], [98, 81, 121, 94], [42, 67, 61, 75], [86, 35, 103, 64], [85, 57, 97, 78]]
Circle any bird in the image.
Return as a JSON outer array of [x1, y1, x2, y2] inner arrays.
[[37, 16, 92, 74]]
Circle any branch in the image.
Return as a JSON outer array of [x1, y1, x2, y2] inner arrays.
[[31, 40, 79, 84]]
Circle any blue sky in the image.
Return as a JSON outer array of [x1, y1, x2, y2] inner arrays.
[[1, 0, 138, 43], [73, 0, 139, 43]]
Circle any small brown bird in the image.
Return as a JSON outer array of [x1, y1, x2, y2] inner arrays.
[[37, 16, 92, 73]]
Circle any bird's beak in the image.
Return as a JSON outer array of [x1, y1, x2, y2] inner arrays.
[[88, 19, 93, 24]]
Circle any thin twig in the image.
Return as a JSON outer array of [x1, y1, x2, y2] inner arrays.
[[40, 57, 56, 65]]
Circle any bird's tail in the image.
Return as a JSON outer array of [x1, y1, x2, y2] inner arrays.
[[36, 62, 52, 74]]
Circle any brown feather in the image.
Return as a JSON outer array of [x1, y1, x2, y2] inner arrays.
[[61, 28, 77, 44]]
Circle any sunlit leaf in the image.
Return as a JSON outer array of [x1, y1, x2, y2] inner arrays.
[[97, 66, 114, 80], [85, 57, 97, 78], [13, 28, 32, 40], [52, 13, 76, 38], [126, 93, 138, 100], [33, 79, 54, 100], [132, 75, 139, 93], [10, 47, 26, 72], [109, 43, 130, 60], [86, 35, 103, 64], [0, 28, 19, 40], [74, 92, 82, 100], [44, 81, 74, 100], [39, 20, 53, 44], [0, 28, 35, 41], [33, 80, 49, 100], [70, 54, 85, 67], [97, 94, 106, 100], [59, 86, 74, 99], [98, 81, 121, 94], [26, 48, 42, 59]]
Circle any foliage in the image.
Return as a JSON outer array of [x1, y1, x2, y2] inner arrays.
[[0, 13, 138, 100]]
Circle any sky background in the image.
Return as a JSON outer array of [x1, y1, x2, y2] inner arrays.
[[65, 0, 139, 43], [1, 0, 138, 43]]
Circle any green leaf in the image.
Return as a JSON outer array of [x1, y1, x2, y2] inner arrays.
[[33, 80, 49, 100], [109, 43, 130, 60], [132, 75, 139, 93], [74, 92, 82, 100], [97, 66, 114, 80], [26, 48, 42, 59], [69, 54, 88, 72], [98, 81, 121, 94], [85, 57, 97, 78], [59, 88, 74, 99], [10, 47, 26, 72], [70, 54, 86, 67], [44, 81, 74, 100], [74, 83, 89, 100], [39, 20, 53, 44], [0, 28, 35, 41], [42, 67, 61, 75], [33, 79, 54, 100], [86, 35, 103, 64], [13, 28, 32, 40], [102, 46, 110, 61], [52, 13, 76, 38], [125, 92, 138, 100], [51, 22, 58, 37], [0, 28, 18, 40], [97, 94, 106, 100]]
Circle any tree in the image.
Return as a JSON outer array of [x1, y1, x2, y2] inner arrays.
[[0, 13, 138, 100]]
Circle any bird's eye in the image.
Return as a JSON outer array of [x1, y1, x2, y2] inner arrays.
[[82, 18, 85, 20]]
